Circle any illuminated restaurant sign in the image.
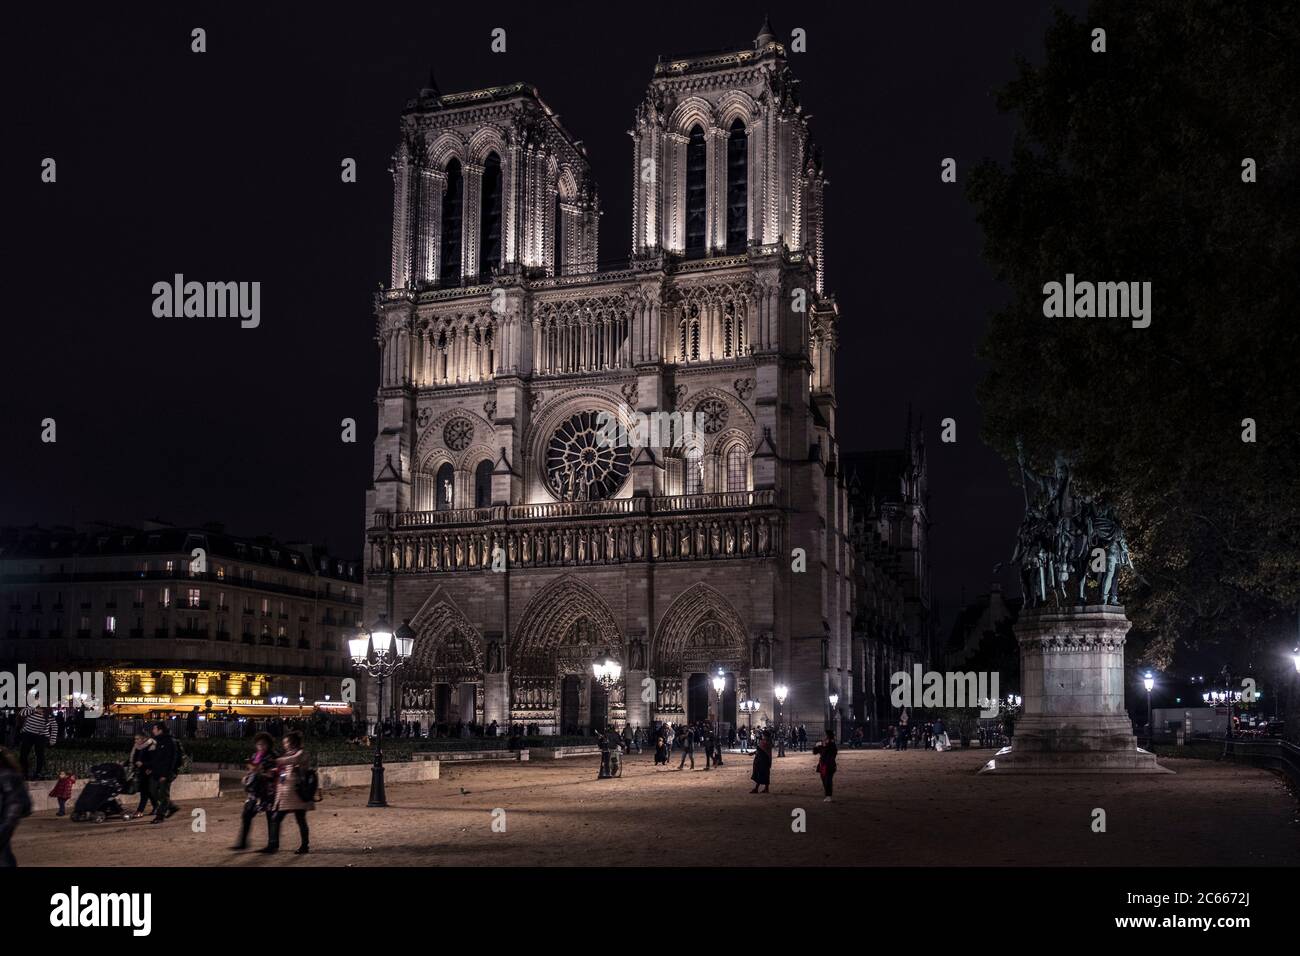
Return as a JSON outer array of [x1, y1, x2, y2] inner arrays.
[[114, 696, 174, 705]]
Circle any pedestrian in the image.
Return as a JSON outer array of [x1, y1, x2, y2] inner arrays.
[[186, 706, 200, 739], [49, 771, 76, 816], [126, 733, 157, 818], [17, 703, 58, 779], [812, 730, 838, 802], [677, 724, 696, 770], [776, 724, 785, 758], [749, 731, 772, 793], [146, 721, 181, 824], [232, 732, 279, 850], [633, 725, 643, 754], [264, 731, 314, 854], [934, 717, 951, 752], [797, 724, 807, 752], [0, 747, 32, 867], [896, 708, 910, 751]]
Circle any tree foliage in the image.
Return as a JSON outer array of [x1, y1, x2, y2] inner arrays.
[[968, 1, 1300, 669]]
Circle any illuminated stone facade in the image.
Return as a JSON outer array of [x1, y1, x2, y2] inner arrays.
[[364, 23, 926, 736]]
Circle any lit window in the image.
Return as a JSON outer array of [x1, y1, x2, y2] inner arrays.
[[105, 616, 116, 633], [726, 444, 748, 492]]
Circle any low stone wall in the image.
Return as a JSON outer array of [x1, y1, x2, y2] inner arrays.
[[316, 761, 439, 789], [411, 749, 526, 762], [26, 773, 221, 814], [531, 746, 600, 759]]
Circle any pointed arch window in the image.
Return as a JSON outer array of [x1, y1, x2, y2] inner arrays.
[[474, 460, 494, 508], [479, 153, 503, 280], [553, 192, 565, 277], [684, 446, 704, 495], [440, 160, 463, 286], [684, 126, 707, 258], [726, 118, 748, 253], [725, 443, 748, 492], [435, 462, 455, 512]]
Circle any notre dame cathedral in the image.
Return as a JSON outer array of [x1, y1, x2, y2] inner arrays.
[[364, 21, 931, 737]]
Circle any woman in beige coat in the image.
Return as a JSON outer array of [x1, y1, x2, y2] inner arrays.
[[263, 731, 313, 854]]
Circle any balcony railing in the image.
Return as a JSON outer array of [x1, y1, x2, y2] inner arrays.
[[380, 490, 776, 531]]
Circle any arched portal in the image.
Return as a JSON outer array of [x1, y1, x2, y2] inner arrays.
[[511, 576, 623, 733], [652, 583, 749, 728], [400, 597, 485, 732]]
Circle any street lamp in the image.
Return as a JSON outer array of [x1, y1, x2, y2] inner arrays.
[[712, 668, 726, 759], [1143, 672, 1155, 744], [774, 684, 788, 757], [828, 693, 839, 739], [739, 698, 760, 750], [592, 656, 622, 733], [349, 613, 411, 808]]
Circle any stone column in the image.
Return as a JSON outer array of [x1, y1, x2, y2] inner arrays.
[[981, 605, 1169, 773]]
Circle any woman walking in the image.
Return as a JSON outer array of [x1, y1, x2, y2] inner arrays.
[[749, 731, 772, 793], [232, 731, 278, 850], [812, 730, 838, 802], [263, 732, 314, 854]]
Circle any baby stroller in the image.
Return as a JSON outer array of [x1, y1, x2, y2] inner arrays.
[[72, 762, 130, 823]]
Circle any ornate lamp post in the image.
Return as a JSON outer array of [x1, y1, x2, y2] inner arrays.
[[348, 614, 412, 808], [1143, 672, 1155, 743], [774, 684, 788, 757], [739, 698, 760, 750], [828, 693, 839, 739], [712, 668, 726, 759], [592, 656, 622, 731]]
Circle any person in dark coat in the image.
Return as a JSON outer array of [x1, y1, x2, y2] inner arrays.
[[146, 722, 180, 823], [749, 731, 772, 793], [231, 732, 278, 850], [812, 731, 838, 802], [127, 734, 157, 818], [0, 747, 32, 867]]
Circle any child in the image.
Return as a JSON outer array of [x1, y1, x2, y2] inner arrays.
[[50, 771, 76, 815]]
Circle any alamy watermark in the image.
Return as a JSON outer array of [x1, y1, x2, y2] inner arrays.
[[0, 665, 106, 716], [152, 274, 260, 328], [1042, 274, 1151, 329], [594, 408, 707, 452], [890, 665, 1001, 718]]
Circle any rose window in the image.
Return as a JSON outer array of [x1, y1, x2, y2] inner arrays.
[[545, 411, 631, 501], [443, 418, 474, 451], [698, 398, 729, 434]]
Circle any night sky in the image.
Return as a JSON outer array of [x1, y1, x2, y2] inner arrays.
[[3, 2, 1088, 624]]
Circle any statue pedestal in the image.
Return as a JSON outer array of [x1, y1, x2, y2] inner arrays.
[[980, 605, 1170, 774], [484, 671, 509, 728]]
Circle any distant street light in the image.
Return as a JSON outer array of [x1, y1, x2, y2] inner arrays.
[[774, 684, 789, 757], [1143, 672, 1155, 743], [828, 692, 839, 738]]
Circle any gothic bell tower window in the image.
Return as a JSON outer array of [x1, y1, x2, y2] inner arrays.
[[726, 118, 748, 253], [440, 159, 463, 286], [479, 153, 503, 280], [684, 126, 707, 259]]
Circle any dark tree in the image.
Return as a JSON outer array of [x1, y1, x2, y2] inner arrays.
[[968, 1, 1300, 668]]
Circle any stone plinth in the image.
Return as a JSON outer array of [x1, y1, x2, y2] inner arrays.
[[980, 605, 1170, 774]]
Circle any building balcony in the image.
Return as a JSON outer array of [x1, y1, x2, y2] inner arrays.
[[132, 601, 145, 609], [26, 629, 41, 639], [215, 630, 231, 642], [175, 627, 208, 639], [154, 628, 169, 639], [104, 601, 117, 609], [47, 629, 64, 638], [77, 629, 91, 638], [129, 628, 144, 638], [369, 490, 783, 574], [241, 634, 255, 645], [101, 630, 116, 638]]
